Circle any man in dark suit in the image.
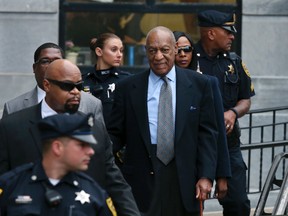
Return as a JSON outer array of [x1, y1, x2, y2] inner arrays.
[[0, 59, 140, 216], [107, 26, 218, 216]]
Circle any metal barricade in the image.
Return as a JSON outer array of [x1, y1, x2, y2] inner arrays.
[[254, 152, 288, 216]]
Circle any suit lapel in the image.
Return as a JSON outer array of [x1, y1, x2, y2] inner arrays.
[[24, 87, 38, 108], [28, 104, 43, 154], [129, 71, 152, 153]]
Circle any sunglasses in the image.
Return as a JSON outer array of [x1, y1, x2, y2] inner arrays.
[[47, 79, 83, 91], [177, 46, 193, 54]]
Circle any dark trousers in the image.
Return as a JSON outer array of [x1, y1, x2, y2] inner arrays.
[[218, 146, 251, 216], [140, 145, 199, 216]]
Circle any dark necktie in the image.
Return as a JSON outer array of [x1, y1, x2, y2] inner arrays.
[[157, 76, 174, 165]]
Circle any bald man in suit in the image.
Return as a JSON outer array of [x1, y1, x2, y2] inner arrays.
[[0, 59, 140, 216]]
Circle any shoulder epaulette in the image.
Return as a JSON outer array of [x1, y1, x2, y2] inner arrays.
[[75, 171, 95, 183], [0, 163, 33, 183]]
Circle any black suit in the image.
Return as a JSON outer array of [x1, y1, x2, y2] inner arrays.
[[0, 103, 140, 216], [108, 66, 218, 214], [208, 76, 231, 178]]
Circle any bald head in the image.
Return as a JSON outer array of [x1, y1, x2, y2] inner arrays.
[[43, 59, 82, 114], [145, 26, 177, 76], [146, 26, 176, 46], [45, 59, 81, 80]]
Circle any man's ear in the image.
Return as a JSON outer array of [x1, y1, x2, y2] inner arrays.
[[175, 41, 178, 55], [43, 79, 50, 92], [51, 140, 64, 157], [208, 29, 216, 40]]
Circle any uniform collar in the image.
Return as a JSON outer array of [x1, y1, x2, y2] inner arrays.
[[195, 41, 230, 60], [89, 66, 119, 77], [30, 161, 81, 188]]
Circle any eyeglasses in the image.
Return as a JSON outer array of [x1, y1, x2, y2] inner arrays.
[[46, 79, 83, 91], [35, 58, 57, 65], [177, 46, 193, 54]]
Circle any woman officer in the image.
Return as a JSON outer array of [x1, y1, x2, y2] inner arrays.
[[83, 33, 131, 125]]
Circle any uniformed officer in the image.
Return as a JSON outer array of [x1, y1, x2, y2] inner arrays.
[[0, 113, 117, 216], [194, 10, 255, 216], [82, 33, 132, 125]]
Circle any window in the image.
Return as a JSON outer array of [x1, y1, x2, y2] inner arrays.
[[60, 0, 240, 68]]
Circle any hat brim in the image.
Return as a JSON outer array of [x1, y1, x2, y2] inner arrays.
[[222, 25, 237, 33], [72, 134, 97, 145]]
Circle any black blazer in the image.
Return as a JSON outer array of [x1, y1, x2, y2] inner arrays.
[[208, 76, 231, 178], [108, 66, 218, 213], [0, 103, 140, 216]]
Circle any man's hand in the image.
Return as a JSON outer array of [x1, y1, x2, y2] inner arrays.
[[215, 177, 228, 199], [224, 110, 236, 135], [196, 178, 212, 200]]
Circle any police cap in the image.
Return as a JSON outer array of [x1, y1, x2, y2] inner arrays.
[[38, 113, 97, 145], [198, 10, 237, 33]]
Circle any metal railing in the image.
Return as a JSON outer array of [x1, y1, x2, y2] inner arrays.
[[239, 106, 288, 194], [253, 152, 288, 216]]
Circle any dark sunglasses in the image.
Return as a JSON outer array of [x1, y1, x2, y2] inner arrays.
[[177, 46, 193, 54], [47, 79, 83, 91]]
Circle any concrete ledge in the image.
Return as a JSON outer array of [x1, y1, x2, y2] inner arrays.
[[0, 0, 58, 13]]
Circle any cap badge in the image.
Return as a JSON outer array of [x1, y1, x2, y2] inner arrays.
[[88, 116, 94, 127], [75, 190, 90, 204]]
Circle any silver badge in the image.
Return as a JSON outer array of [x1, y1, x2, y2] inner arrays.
[[75, 190, 90, 204]]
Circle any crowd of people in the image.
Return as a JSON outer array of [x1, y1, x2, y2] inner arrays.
[[0, 10, 254, 216]]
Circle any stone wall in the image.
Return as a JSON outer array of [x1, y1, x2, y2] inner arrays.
[[242, 0, 288, 109], [0, 0, 59, 117]]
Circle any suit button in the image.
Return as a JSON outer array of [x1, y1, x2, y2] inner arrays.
[[150, 171, 154, 175]]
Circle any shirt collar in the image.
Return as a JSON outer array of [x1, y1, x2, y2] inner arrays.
[[37, 86, 46, 103], [149, 65, 176, 83], [41, 98, 57, 119]]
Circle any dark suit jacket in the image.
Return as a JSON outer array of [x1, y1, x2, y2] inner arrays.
[[108, 66, 218, 213], [208, 76, 231, 178], [0, 103, 140, 216]]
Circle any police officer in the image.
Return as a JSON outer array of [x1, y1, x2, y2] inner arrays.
[[0, 113, 117, 216], [194, 10, 255, 216], [83, 33, 131, 125]]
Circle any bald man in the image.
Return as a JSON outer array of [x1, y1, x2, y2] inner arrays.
[[0, 59, 140, 216]]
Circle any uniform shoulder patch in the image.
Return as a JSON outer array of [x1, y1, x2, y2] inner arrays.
[[106, 197, 117, 216], [242, 62, 251, 78]]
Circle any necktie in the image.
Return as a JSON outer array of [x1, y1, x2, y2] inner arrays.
[[157, 76, 174, 165]]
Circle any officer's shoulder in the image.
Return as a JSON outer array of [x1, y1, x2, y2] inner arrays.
[[75, 171, 97, 184], [227, 52, 241, 61], [81, 66, 95, 79], [116, 69, 132, 76], [0, 163, 33, 184]]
